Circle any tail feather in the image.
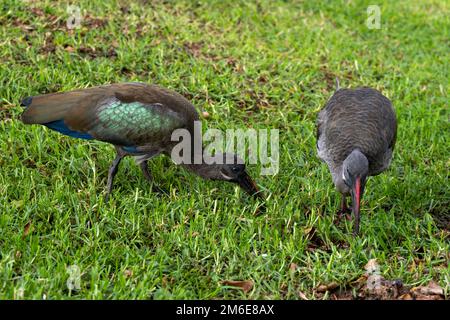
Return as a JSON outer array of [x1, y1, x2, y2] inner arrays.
[[20, 91, 89, 124], [335, 77, 340, 91]]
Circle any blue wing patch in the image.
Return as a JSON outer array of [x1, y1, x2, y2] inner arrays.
[[44, 119, 93, 140], [122, 145, 140, 153]]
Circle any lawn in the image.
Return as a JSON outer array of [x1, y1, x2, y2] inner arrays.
[[0, 0, 448, 299]]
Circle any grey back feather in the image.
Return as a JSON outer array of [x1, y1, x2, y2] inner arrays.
[[317, 87, 397, 177]]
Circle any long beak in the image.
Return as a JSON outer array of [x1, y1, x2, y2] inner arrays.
[[351, 176, 362, 235], [237, 171, 264, 200]]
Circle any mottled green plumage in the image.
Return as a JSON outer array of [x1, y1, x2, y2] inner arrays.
[[94, 99, 184, 146], [98, 101, 159, 130]]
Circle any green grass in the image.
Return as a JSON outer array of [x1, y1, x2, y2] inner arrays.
[[0, 0, 448, 299]]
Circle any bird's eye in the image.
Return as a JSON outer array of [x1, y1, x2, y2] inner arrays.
[[231, 166, 240, 173]]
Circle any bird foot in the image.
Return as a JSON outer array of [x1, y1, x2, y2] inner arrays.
[[333, 208, 353, 225], [344, 212, 353, 221]]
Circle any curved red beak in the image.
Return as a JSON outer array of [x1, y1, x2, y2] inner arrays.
[[352, 176, 362, 235]]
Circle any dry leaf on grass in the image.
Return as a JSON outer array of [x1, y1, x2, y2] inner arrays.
[[222, 280, 254, 293], [22, 221, 32, 239], [298, 291, 309, 300], [399, 293, 413, 300], [411, 281, 444, 297], [316, 282, 339, 293], [414, 295, 443, 300], [289, 263, 298, 272]]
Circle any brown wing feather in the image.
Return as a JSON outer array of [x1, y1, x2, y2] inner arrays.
[[21, 85, 112, 124]]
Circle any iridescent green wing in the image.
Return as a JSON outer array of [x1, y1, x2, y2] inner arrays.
[[90, 98, 185, 146]]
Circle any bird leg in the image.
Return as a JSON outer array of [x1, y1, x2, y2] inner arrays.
[[139, 161, 168, 195], [334, 195, 352, 224], [105, 153, 124, 201]]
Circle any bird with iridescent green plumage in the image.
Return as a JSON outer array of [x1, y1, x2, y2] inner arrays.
[[20, 83, 263, 202]]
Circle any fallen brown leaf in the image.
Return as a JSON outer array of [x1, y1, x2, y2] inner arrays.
[[298, 291, 308, 300], [289, 263, 298, 272], [12, 19, 35, 32], [78, 46, 97, 57], [222, 280, 254, 293], [22, 221, 32, 239], [352, 275, 368, 288], [411, 281, 444, 296], [399, 293, 413, 300], [84, 15, 107, 28], [414, 293, 444, 300], [316, 282, 339, 293], [31, 7, 45, 17]]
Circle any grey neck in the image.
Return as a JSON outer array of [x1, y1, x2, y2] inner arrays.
[[181, 162, 223, 180]]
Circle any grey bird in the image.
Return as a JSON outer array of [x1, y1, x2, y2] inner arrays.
[[316, 78, 397, 234], [20, 83, 263, 201]]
